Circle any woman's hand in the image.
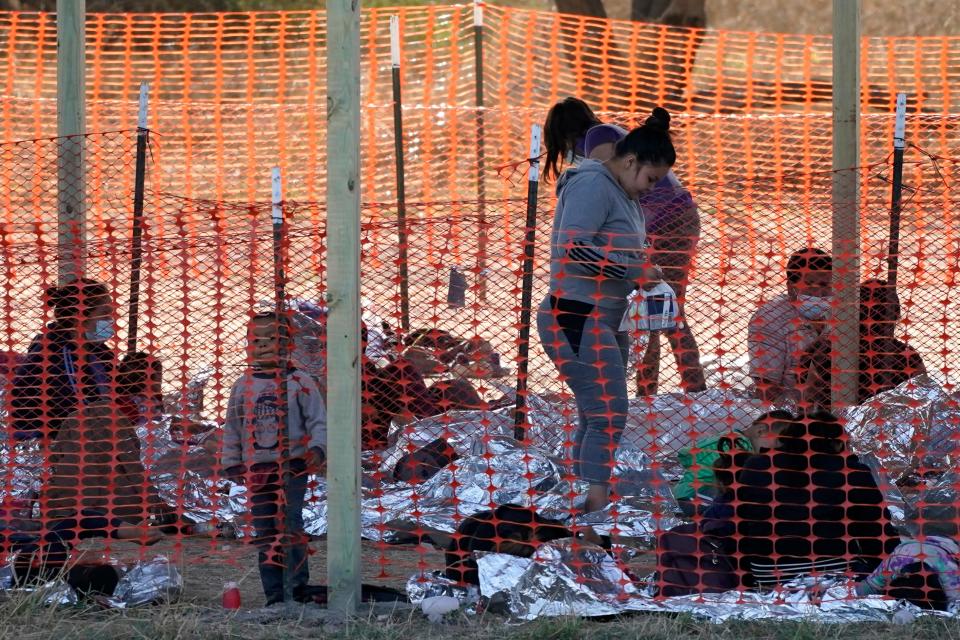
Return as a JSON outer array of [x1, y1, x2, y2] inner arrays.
[[639, 263, 664, 291]]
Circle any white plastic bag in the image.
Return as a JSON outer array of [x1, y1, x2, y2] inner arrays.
[[619, 282, 678, 333]]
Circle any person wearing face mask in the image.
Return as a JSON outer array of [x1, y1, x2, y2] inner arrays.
[[747, 248, 833, 405], [799, 279, 926, 412], [10, 278, 117, 441], [537, 116, 674, 532]]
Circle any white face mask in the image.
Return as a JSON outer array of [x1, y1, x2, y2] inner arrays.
[[85, 318, 115, 342], [797, 294, 832, 321]]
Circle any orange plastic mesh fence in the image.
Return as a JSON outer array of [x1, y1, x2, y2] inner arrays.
[[0, 124, 957, 609], [1, 5, 960, 204], [0, 4, 960, 613]]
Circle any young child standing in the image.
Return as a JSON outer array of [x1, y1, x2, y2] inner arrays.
[[221, 311, 327, 605]]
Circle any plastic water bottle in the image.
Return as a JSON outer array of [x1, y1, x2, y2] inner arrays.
[[222, 581, 241, 609]]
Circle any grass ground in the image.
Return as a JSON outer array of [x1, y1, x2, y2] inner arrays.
[[9, 535, 960, 639], [5, 599, 960, 640]]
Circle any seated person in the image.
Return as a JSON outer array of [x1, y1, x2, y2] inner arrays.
[[116, 352, 219, 475], [12, 400, 181, 594], [11, 508, 162, 596], [445, 504, 572, 585], [799, 279, 926, 411], [706, 412, 900, 588], [42, 401, 188, 533], [857, 492, 960, 610], [362, 325, 485, 450], [115, 351, 164, 426], [402, 328, 509, 379], [747, 248, 833, 405], [117, 351, 214, 441], [673, 410, 793, 515]]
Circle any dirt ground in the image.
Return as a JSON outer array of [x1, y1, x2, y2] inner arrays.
[[68, 533, 658, 608], [68, 535, 444, 607]]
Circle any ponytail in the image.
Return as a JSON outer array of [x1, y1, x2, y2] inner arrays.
[[613, 106, 676, 167], [543, 97, 600, 182]]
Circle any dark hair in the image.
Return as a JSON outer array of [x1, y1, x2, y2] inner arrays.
[[860, 278, 901, 328], [45, 278, 111, 325], [714, 410, 796, 488], [613, 107, 676, 167], [543, 97, 600, 183], [445, 504, 572, 583], [786, 248, 833, 285], [250, 310, 292, 339], [116, 351, 161, 396], [777, 410, 846, 455]]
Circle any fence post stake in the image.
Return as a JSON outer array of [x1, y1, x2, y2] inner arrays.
[[391, 16, 410, 333], [127, 83, 149, 355], [326, 0, 363, 615], [57, 0, 86, 284], [887, 92, 907, 288], [831, 0, 861, 411], [514, 124, 542, 442], [474, 0, 488, 303]]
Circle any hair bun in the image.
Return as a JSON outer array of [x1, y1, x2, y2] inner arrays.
[[645, 106, 671, 131]]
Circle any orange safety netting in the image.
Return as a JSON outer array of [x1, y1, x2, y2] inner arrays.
[[1, 5, 960, 205], [0, 4, 959, 614]]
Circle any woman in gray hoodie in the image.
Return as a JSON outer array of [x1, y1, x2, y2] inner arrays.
[[537, 120, 676, 522]]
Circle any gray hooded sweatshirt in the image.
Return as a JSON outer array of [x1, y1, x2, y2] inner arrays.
[[221, 367, 327, 468], [548, 159, 647, 309]]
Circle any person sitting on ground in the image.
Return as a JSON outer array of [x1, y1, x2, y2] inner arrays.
[[362, 325, 486, 450], [117, 351, 214, 442], [799, 278, 926, 412], [401, 328, 509, 380], [445, 504, 573, 585], [10, 279, 117, 441], [747, 248, 833, 405], [672, 410, 794, 515], [115, 350, 169, 427], [23, 399, 179, 592], [855, 492, 960, 610], [855, 528, 960, 611], [116, 351, 219, 475], [221, 310, 327, 606], [707, 412, 900, 589]]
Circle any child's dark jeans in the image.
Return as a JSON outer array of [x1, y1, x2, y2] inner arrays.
[[249, 459, 310, 604]]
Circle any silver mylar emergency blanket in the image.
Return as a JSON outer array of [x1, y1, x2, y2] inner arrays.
[[409, 541, 940, 623]]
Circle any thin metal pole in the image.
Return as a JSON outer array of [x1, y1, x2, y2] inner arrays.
[[127, 83, 149, 356], [326, 0, 363, 614], [831, 0, 861, 411], [474, 0, 488, 303], [887, 92, 907, 289], [57, 0, 86, 284], [513, 125, 542, 442], [271, 167, 294, 605], [391, 16, 410, 333]]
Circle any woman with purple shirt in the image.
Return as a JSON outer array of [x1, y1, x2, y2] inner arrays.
[[586, 111, 706, 396]]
